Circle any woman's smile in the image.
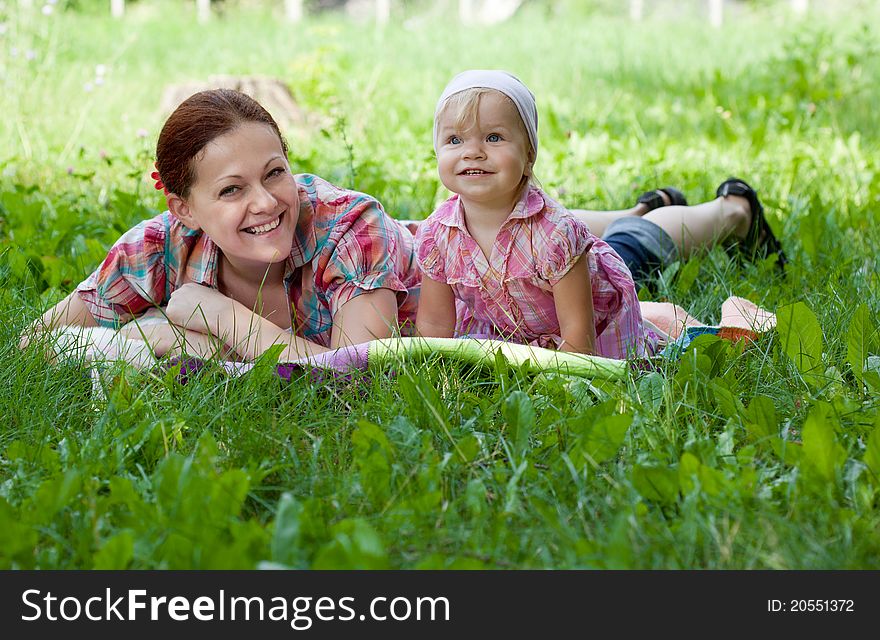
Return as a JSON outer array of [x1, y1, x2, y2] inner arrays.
[[243, 210, 285, 235]]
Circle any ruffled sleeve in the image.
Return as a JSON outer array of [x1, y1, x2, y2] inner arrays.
[[415, 217, 448, 283], [75, 214, 171, 328], [313, 194, 413, 316], [539, 214, 594, 286]]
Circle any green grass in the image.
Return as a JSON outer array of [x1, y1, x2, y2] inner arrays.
[[1, 2, 880, 569]]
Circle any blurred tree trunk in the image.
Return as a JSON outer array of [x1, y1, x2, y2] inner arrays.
[[708, 0, 723, 27], [377, 0, 390, 23], [630, 0, 643, 21], [196, 0, 211, 23], [285, 0, 303, 22]]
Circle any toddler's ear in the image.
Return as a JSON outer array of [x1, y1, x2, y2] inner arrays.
[[167, 194, 201, 231], [525, 148, 536, 176]]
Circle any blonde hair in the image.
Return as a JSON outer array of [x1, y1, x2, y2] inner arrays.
[[437, 88, 539, 189]]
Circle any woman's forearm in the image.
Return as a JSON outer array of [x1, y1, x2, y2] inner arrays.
[[223, 300, 329, 361], [118, 322, 237, 360], [166, 283, 329, 361]]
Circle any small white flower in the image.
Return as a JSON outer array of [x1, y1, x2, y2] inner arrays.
[[0, 23, 8, 36], [9, 46, 17, 58], [2, 165, 16, 178], [42, 5, 53, 16], [48, 0, 58, 4], [83, 81, 94, 92], [25, 49, 36, 61], [136, 128, 148, 138], [94, 76, 104, 86], [95, 64, 106, 76]]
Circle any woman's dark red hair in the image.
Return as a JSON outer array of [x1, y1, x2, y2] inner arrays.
[[155, 89, 288, 197]]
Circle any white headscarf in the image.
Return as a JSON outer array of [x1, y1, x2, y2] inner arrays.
[[432, 69, 538, 162]]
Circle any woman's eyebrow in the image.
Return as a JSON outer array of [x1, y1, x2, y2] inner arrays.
[[213, 156, 285, 183]]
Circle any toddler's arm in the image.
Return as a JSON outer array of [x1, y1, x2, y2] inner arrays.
[[331, 288, 400, 348], [552, 255, 596, 355], [416, 276, 456, 338]]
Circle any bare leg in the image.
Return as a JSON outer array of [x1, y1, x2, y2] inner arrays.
[[571, 190, 679, 236], [640, 195, 751, 258], [639, 301, 704, 340], [569, 203, 649, 236]]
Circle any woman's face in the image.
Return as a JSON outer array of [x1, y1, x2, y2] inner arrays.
[[171, 122, 299, 272]]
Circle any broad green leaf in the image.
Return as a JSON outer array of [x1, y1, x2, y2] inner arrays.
[[93, 532, 134, 570], [864, 416, 880, 484], [312, 519, 388, 570], [776, 301, 824, 386], [711, 378, 742, 419], [502, 390, 535, 456], [698, 465, 725, 496], [679, 453, 725, 496], [846, 303, 873, 385], [465, 478, 488, 517], [256, 342, 285, 366], [0, 497, 37, 565], [637, 372, 665, 412], [798, 209, 823, 261], [801, 403, 846, 482], [864, 356, 880, 393], [676, 256, 702, 295], [5, 440, 28, 461], [29, 470, 82, 525], [455, 433, 481, 464], [632, 465, 679, 504], [581, 413, 632, 463], [212, 469, 250, 519], [352, 421, 393, 505], [769, 438, 802, 465], [604, 511, 634, 569], [271, 493, 304, 566], [678, 452, 702, 494], [503, 460, 529, 514], [744, 395, 778, 440]]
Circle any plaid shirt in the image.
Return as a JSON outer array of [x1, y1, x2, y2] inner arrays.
[[416, 187, 651, 358], [76, 174, 420, 347]]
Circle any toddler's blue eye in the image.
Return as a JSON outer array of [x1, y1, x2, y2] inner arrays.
[[449, 136, 462, 145], [487, 133, 502, 142]]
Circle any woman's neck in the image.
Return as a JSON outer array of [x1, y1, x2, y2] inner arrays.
[[218, 253, 286, 296]]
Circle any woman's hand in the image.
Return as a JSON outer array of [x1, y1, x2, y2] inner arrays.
[[167, 282, 327, 361], [118, 319, 234, 360], [166, 283, 236, 335]]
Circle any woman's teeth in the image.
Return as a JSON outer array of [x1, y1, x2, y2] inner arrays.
[[245, 216, 281, 235]]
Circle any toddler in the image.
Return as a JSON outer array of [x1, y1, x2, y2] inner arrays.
[[415, 70, 650, 358]]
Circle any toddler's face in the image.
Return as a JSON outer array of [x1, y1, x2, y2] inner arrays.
[[171, 122, 300, 271], [435, 91, 531, 214]]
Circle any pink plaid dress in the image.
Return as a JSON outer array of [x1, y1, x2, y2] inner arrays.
[[416, 187, 652, 359]]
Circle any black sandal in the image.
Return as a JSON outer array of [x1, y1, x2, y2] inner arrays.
[[716, 177, 787, 272], [636, 186, 688, 211]]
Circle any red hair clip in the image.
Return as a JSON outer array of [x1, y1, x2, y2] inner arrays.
[[151, 162, 170, 196]]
